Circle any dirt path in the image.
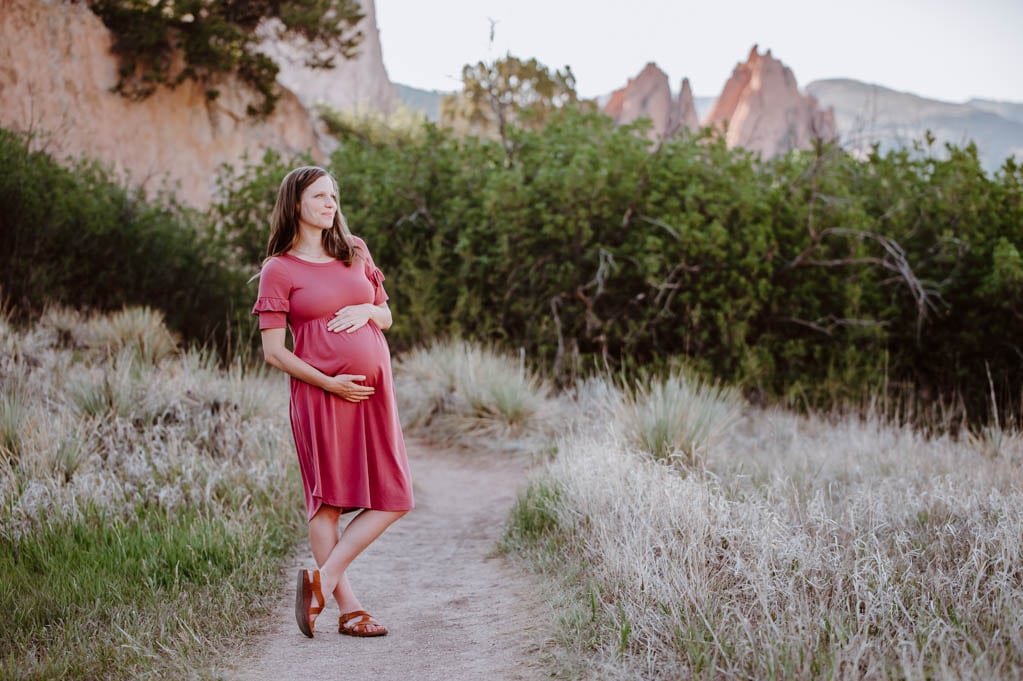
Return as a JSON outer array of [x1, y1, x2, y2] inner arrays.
[[219, 440, 550, 681]]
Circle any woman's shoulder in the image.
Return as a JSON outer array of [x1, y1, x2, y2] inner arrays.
[[258, 254, 295, 279], [261, 253, 288, 270]]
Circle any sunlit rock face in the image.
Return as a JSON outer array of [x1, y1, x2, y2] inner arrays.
[[257, 0, 397, 115], [604, 62, 675, 140], [704, 45, 836, 157], [0, 0, 330, 207], [603, 48, 833, 156]]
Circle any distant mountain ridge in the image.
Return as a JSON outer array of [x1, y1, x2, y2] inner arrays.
[[806, 79, 1023, 173], [396, 74, 1021, 173]]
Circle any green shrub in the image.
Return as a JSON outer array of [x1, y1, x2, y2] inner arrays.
[[0, 128, 249, 352]]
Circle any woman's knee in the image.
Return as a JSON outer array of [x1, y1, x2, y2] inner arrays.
[[311, 505, 342, 524]]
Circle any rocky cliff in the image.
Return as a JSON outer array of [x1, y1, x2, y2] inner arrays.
[[258, 0, 397, 115], [604, 63, 673, 140], [602, 48, 832, 156], [0, 0, 392, 208], [704, 45, 835, 157], [604, 64, 699, 140]]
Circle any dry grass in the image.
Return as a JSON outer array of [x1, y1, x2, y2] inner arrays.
[[394, 339, 557, 451], [620, 369, 743, 467], [506, 376, 1023, 680], [0, 307, 298, 679], [1, 307, 290, 541]]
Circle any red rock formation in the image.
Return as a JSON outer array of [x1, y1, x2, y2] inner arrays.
[[669, 77, 700, 136], [603, 63, 674, 140], [704, 45, 836, 157], [602, 68, 703, 140], [0, 0, 333, 207], [258, 0, 397, 114]]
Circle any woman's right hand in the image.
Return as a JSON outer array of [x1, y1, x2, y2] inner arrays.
[[322, 374, 375, 402]]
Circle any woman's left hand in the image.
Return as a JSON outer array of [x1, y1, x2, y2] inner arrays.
[[328, 304, 374, 333]]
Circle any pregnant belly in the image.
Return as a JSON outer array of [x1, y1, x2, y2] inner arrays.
[[294, 321, 390, 384]]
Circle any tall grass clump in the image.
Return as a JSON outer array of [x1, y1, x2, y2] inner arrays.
[[505, 376, 1023, 680], [0, 307, 300, 679], [621, 369, 743, 467], [394, 339, 556, 450], [83, 306, 179, 365]]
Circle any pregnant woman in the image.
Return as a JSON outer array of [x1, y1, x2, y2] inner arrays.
[[253, 166, 413, 639]]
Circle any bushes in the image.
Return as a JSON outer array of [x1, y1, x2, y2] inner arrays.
[[321, 111, 1023, 421], [4, 111, 1022, 421], [0, 129, 249, 351]]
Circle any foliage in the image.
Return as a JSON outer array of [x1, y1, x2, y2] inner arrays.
[[86, 0, 364, 116], [5, 83, 1022, 423], [440, 54, 592, 149], [204, 105, 1023, 421], [338, 113, 1021, 421], [0, 128, 250, 352]]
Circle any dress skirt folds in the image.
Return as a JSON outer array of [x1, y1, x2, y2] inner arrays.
[[252, 237, 414, 520]]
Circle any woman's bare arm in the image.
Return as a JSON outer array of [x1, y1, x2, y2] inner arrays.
[[260, 327, 375, 402]]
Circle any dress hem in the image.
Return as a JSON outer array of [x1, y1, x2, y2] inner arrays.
[[306, 496, 415, 521]]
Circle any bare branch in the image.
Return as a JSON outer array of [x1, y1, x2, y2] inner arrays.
[[778, 316, 888, 337], [785, 226, 943, 341]]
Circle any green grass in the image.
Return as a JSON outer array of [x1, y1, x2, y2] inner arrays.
[[0, 491, 302, 680], [0, 308, 303, 679]]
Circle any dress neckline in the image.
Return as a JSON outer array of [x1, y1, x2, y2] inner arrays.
[[282, 252, 338, 266]]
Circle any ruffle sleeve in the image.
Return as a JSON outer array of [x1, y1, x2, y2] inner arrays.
[[252, 258, 292, 330], [352, 235, 389, 305], [365, 263, 389, 305], [252, 297, 290, 313]]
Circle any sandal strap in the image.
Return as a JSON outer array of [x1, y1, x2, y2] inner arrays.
[[340, 610, 383, 633], [340, 609, 372, 623], [309, 570, 325, 615]]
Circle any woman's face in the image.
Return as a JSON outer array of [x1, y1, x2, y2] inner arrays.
[[297, 174, 338, 231]]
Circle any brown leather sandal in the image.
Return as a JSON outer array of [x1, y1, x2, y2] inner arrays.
[[338, 609, 388, 637], [295, 569, 325, 638]]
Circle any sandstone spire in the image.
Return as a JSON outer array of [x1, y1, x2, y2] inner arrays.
[[603, 62, 674, 140], [668, 77, 700, 135], [703, 45, 836, 157]]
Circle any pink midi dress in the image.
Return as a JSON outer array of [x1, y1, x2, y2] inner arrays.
[[252, 236, 414, 520]]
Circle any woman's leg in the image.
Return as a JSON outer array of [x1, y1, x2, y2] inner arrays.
[[308, 506, 354, 608], [317, 509, 407, 611], [308, 506, 407, 611]]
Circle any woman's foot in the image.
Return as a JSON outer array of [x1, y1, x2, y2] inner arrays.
[[338, 610, 388, 637], [294, 569, 325, 638]]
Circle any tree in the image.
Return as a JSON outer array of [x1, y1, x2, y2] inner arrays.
[[440, 54, 589, 149], [87, 0, 365, 116]]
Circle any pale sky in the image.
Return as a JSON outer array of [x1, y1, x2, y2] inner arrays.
[[375, 0, 1023, 103]]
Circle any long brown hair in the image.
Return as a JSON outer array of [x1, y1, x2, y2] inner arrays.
[[264, 166, 358, 265]]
